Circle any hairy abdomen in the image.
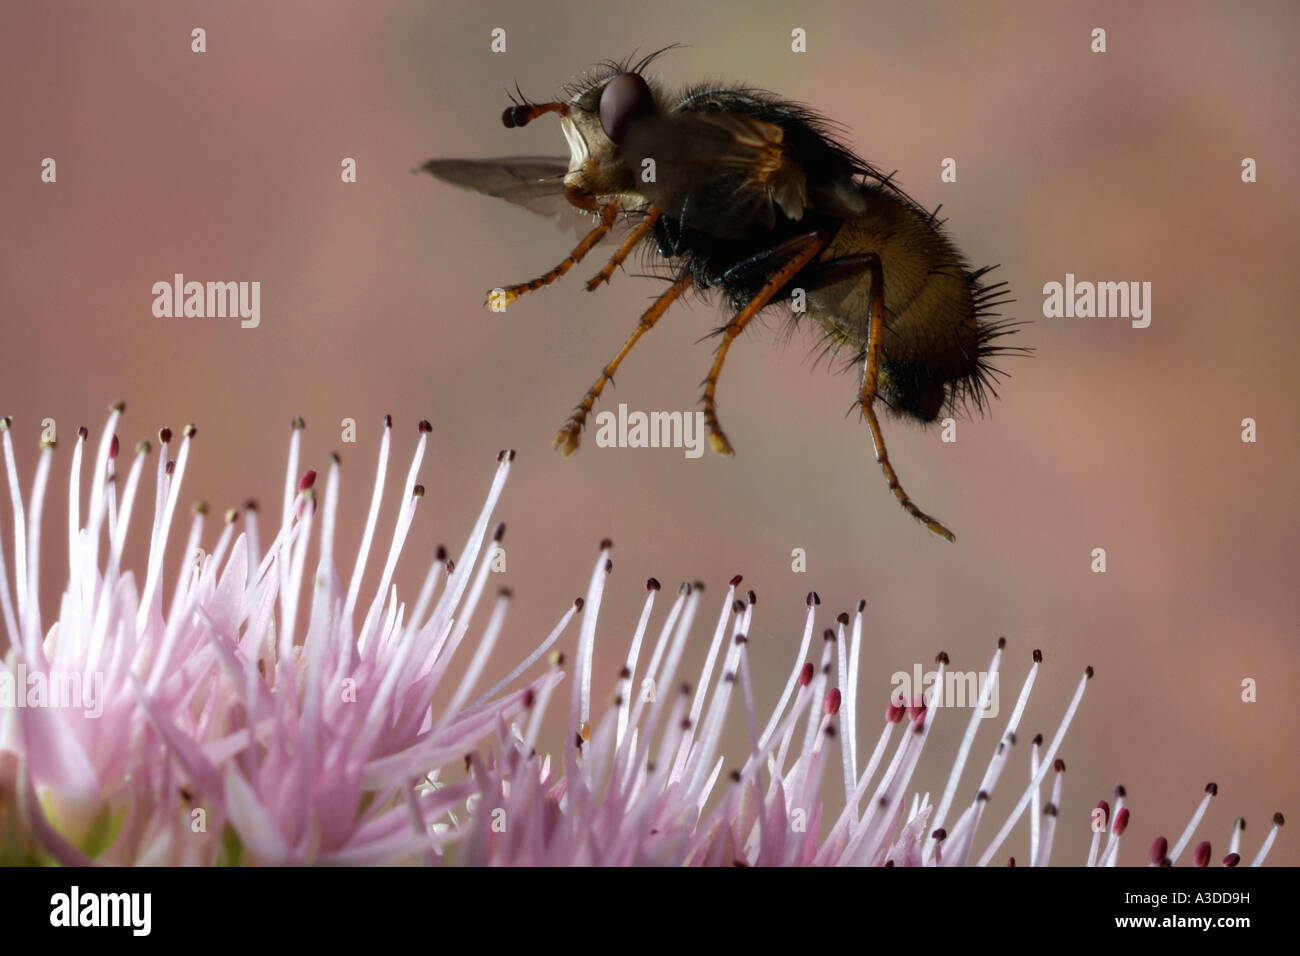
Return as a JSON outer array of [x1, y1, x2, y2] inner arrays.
[[806, 185, 980, 421]]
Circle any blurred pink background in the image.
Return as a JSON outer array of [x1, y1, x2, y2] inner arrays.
[[1, 0, 1296, 864]]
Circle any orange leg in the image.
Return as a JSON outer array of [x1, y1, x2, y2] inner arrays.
[[701, 233, 829, 455], [554, 273, 694, 455], [490, 203, 618, 309], [585, 206, 662, 291], [856, 254, 955, 542]]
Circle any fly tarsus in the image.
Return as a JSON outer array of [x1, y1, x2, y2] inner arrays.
[[553, 272, 694, 456], [486, 204, 620, 309], [856, 253, 956, 542]]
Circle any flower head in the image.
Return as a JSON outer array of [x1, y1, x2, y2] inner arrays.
[[0, 407, 1284, 866]]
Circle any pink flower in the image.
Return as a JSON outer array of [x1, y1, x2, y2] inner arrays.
[[1, 407, 547, 864], [453, 580, 1284, 866], [0, 407, 1285, 866]]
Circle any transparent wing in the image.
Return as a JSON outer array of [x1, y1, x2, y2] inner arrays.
[[422, 157, 619, 241]]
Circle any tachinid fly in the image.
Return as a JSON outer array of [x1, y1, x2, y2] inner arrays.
[[423, 49, 1025, 541]]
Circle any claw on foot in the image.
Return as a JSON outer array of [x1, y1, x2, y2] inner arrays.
[[927, 520, 956, 543], [708, 431, 734, 456], [553, 427, 582, 457], [485, 287, 519, 311]]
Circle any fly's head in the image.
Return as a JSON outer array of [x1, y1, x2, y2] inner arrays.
[[502, 53, 673, 212]]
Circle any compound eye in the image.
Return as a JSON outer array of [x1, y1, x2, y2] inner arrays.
[[598, 71, 653, 142]]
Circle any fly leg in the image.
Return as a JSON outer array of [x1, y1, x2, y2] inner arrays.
[[490, 202, 619, 308], [701, 231, 829, 454], [585, 206, 662, 291], [857, 254, 956, 541], [554, 272, 694, 455]]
